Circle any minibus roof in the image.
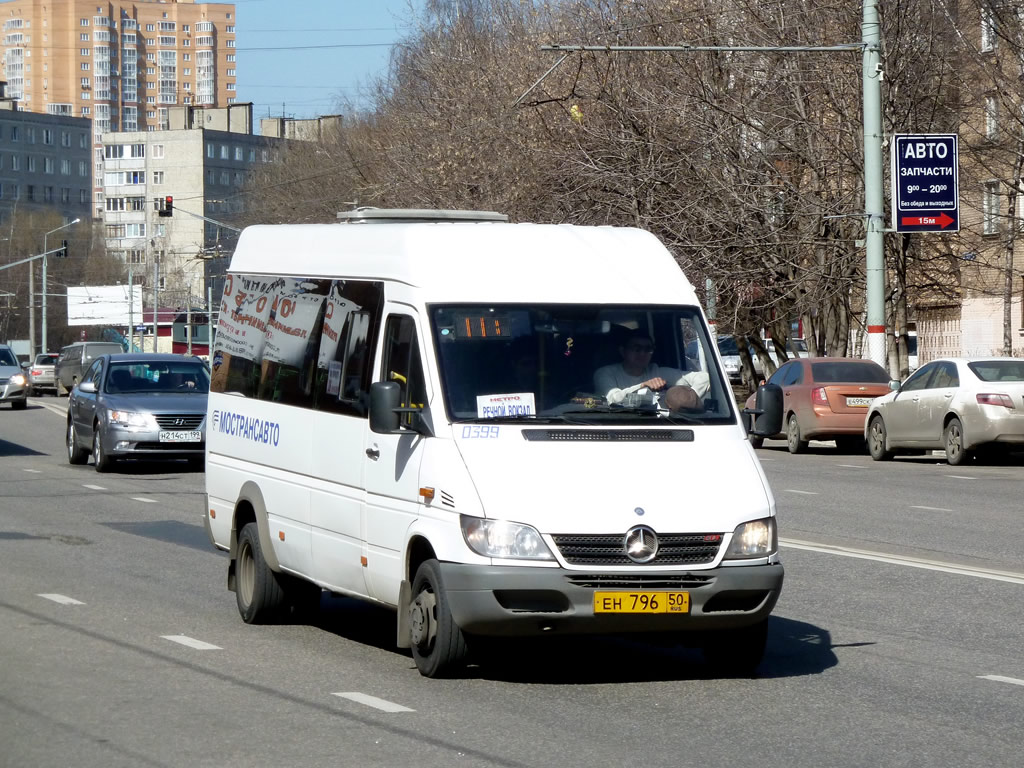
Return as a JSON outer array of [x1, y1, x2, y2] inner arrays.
[[229, 221, 698, 306]]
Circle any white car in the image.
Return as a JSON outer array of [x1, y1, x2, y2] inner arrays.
[[865, 357, 1024, 465]]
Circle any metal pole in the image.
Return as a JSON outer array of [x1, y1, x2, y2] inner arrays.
[[153, 254, 159, 353], [42, 232, 48, 354], [187, 302, 192, 356], [863, 0, 887, 369], [28, 261, 35, 354], [128, 263, 133, 353], [207, 286, 214, 360]]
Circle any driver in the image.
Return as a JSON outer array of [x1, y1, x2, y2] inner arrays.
[[594, 330, 710, 408]]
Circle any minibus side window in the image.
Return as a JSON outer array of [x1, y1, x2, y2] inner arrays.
[[314, 280, 383, 417], [380, 314, 428, 427]]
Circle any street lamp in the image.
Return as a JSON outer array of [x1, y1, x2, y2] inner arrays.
[[42, 217, 80, 354]]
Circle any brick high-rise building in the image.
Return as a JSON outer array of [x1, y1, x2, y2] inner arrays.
[[0, 0, 237, 216]]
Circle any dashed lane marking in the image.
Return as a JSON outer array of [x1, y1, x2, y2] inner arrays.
[[38, 594, 85, 605], [132, 497, 158, 503], [978, 675, 1024, 687], [946, 475, 976, 480], [781, 538, 1024, 585], [332, 692, 415, 713], [910, 505, 954, 512], [837, 464, 867, 469], [82, 484, 107, 491], [23, 469, 42, 474], [784, 489, 819, 495], [161, 635, 221, 650]]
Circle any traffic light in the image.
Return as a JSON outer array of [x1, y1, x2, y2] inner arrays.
[[57, 239, 68, 258], [158, 195, 173, 217]]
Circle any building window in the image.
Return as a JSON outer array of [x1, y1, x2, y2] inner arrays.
[[44, 157, 54, 174], [982, 9, 996, 53], [984, 180, 1001, 235], [106, 196, 126, 211], [152, 170, 164, 184], [42, 128, 53, 144], [10, 155, 18, 171], [80, 19, 90, 26], [226, 54, 235, 62], [220, 145, 228, 159], [985, 95, 998, 139], [81, 62, 90, 70], [27, 156, 36, 172], [226, 39, 235, 47], [61, 158, 71, 175], [183, 53, 191, 61], [130, 143, 145, 158], [153, 144, 164, 159], [146, 24, 154, 32], [226, 83, 235, 91], [79, 160, 87, 176]]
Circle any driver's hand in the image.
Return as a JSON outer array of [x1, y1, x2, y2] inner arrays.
[[644, 377, 667, 391]]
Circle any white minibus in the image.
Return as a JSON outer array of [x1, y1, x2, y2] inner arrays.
[[204, 208, 784, 677]]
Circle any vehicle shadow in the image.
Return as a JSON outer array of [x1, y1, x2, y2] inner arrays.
[[306, 597, 840, 683], [0, 437, 47, 457], [98, 459, 205, 475]]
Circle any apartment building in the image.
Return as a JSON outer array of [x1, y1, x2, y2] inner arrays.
[[0, 93, 92, 221], [0, 0, 237, 216], [101, 103, 279, 307]]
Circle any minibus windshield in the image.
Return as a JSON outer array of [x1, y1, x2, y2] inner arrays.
[[429, 305, 735, 424]]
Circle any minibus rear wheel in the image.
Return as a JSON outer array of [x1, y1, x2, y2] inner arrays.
[[236, 522, 286, 623], [409, 559, 468, 678]]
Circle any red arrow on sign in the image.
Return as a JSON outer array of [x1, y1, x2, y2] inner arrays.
[[901, 212, 955, 229]]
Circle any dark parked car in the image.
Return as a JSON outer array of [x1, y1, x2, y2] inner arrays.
[[66, 353, 209, 472], [55, 341, 124, 395]]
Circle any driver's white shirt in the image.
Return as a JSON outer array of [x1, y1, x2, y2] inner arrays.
[[594, 363, 711, 405]]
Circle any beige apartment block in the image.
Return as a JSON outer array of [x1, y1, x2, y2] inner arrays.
[[0, 0, 237, 216]]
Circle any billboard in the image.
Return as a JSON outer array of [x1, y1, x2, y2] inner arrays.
[[67, 285, 144, 327]]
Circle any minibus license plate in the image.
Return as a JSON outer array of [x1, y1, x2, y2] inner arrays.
[[846, 396, 873, 407], [593, 591, 689, 614], [159, 430, 202, 443]]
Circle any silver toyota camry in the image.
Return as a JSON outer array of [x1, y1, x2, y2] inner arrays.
[[66, 353, 209, 472]]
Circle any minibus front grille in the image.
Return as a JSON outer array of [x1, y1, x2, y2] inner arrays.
[[552, 533, 721, 566], [522, 429, 693, 442], [566, 574, 714, 589]]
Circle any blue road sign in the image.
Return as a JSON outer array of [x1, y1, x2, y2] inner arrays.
[[891, 134, 959, 233]]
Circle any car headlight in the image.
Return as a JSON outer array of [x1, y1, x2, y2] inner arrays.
[[724, 518, 777, 559], [108, 409, 155, 428], [460, 515, 554, 560], [11, 373, 26, 385]]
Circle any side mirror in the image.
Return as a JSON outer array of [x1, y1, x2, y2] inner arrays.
[[888, 379, 901, 392], [78, 380, 96, 393], [369, 381, 402, 433], [743, 382, 784, 437]]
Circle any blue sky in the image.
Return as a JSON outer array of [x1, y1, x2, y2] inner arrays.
[[231, 0, 421, 127]]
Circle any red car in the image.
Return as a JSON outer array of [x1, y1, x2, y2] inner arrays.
[[745, 357, 892, 452]]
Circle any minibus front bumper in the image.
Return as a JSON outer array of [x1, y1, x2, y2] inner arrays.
[[438, 561, 784, 637]]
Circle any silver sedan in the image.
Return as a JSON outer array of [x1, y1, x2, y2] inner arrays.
[[66, 353, 209, 472], [865, 357, 1024, 465]]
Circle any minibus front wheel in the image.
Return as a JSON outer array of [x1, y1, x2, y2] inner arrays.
[[409, 559, 468, 678], [235, 522, 286, 623]]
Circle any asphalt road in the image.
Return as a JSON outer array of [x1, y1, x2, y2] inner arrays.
[[2, 400, 1022, 768]]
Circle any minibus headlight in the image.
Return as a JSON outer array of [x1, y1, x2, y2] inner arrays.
[[11, 373, 26, 385], [460, 516, 555, 560], [724, 518, 777, 559]]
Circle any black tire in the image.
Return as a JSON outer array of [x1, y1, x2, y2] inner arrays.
[[92, 426, 115, 473], [409, 559, 468, 678], [67, 419, 88, 465], [187, 455, 206, 471], [786, 414, 808, 454], [235, 522, 287, 624], [11, 399, 27, 410], [748, 434, 764, 449], [944, 417, 971, 466], [867, 415, 893, 461], [703, 618, 769, 677]]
